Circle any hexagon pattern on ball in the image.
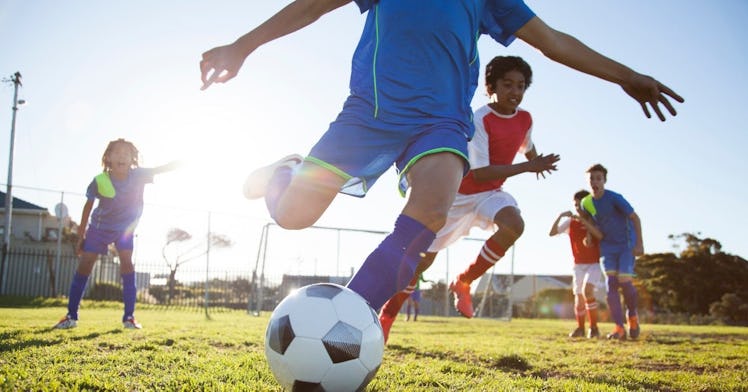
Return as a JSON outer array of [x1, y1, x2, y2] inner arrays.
[[265, 283, 384, 391]]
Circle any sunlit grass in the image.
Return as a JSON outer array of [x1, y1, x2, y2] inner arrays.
[[1, 305, 746, 391]]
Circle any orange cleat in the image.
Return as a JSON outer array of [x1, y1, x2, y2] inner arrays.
[[449, 279, 474, 318]]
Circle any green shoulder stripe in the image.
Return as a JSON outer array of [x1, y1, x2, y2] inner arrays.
[[95, 172, 116, 198], [581, 194, 596, 216]]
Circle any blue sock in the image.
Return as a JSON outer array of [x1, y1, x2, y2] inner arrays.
[[122, 272, 136, 321], [347, 214, 435, 311], [266, 166, 293, 219], [67, 272, 89, 320], [606, 276, 625, 327], [620, 280, 638, 319]]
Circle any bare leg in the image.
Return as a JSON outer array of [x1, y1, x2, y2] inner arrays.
[[272, 161, 347, 230]]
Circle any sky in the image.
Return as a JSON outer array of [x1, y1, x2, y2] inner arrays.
[[1, 1, 747, 286]]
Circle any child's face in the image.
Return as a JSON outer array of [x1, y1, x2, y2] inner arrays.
[[573, 197, 584, 214], [106, 144, 135, 173], [488, 69, 526, 115], [588, 170, 606, 196]]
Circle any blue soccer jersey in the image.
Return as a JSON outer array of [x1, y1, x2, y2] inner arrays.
[[86, 168, 156, 232], [583, 190, 636, 253], [313, 0, 536, 196], [350, 0, 535, 136]]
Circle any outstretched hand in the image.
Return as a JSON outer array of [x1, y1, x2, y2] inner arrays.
[[529, 153, 561, 179], [200, 43, 249, 90], [621, 73, 684, 121]]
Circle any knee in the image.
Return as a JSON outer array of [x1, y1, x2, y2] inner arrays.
[[407, 208, 449, 234], [273, 210, 317, 230], [495, 208, 524, 242], [583, 284, 595, 300]]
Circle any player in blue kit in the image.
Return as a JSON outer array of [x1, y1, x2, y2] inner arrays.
[[199, 0, 683, 312], [54, 139, 180, 329], [581, 163, 643, 340]]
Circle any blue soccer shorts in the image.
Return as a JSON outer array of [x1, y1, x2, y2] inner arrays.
[[600, 249, 636, 277], [82, 226, 135, 255], [308, 100, 470, 197]]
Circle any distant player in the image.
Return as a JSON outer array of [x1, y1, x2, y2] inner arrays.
[[54, 139, 180, 329], [581, 163, 643, 340], [550, 190, 604, 339], [405, 274, 430, 322], [378, 56, 560, 341]]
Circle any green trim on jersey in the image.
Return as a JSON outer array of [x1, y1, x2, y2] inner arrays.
[[372, 4, 380, 118], [95, 172, 116, 198], [581, 194, 596, 216]]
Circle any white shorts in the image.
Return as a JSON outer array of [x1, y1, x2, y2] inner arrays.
[[427, 189, 518, 252], [572, 263, 605, 296]]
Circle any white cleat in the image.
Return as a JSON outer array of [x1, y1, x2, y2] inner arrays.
[[243, 154, 303, 199]]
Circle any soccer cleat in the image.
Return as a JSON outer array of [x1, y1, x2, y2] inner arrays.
[[588, 326, 600, 339], [568, 327, 586, 338], [379, 313, 395, 344], [242, 154, 304, 200], [629, 325, 641, 339], [628, 316, 640, 339], [606, 327, 627, 341], [123, 316, 142, 329], [449, 279, 474, 318], [53, 314, 77, 329]]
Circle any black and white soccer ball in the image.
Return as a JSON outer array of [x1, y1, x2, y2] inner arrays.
[[264, 283, 384, 391]]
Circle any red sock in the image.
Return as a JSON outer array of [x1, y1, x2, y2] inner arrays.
[[458, 239, 506, 284], [380, 276, 418, 318]]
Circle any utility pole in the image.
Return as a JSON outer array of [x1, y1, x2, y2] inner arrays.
[[1, 71, 23, 294]]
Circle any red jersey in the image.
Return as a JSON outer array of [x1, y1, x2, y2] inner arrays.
[[567, 219, 600, 264], [459, 105, 533, 195]]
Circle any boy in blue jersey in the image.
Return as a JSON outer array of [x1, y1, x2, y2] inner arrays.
[[199, 0, 683, 312], [581, 163, 643, 340], [54, 139, 180, 330]]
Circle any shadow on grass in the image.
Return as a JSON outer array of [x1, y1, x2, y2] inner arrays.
[[0, 328, 123, 353]]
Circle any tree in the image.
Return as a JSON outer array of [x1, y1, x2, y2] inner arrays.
[[161, 227, 233, 304], [636, 232, 748, 323]]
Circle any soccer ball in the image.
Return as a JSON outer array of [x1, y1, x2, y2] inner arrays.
[[265, 283, 384, 391]]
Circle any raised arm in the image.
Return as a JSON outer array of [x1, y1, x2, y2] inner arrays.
[[515, 16, 684, 121], [200, 0, 352, 90], [549, 210, 572, 236], [152, 160, 183, 175]]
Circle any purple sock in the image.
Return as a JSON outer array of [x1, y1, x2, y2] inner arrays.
[[347, 214, 435, 311], [606, 276, 625, 327], [266, 166, 293, 220], [620, 280, 638, 319], [67, 272, 89, 320], [122, 272, 136, 321]]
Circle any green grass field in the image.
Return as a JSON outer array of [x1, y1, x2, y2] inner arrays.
[[1, 304, 747, 391]]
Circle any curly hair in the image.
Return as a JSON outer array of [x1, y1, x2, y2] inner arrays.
[[485, 55, 532, 90], [101, 138, 139, 171]]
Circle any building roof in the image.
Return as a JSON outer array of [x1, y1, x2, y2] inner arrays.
[[0, 191, 48, 212]]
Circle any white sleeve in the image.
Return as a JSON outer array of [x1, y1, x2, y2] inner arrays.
[[557, 218, 571, 234], [468, 106, 491, 168]]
